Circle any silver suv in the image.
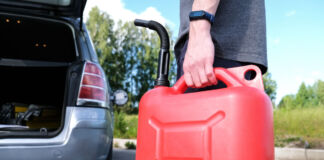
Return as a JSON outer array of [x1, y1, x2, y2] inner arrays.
[[0, 0, 127, 159]]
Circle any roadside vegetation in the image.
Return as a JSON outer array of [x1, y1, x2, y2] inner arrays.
[[114, 111, 138, 139], [275, 80, 324, 149], [125, 141, 137, 149], [274, 106, 324, 149]]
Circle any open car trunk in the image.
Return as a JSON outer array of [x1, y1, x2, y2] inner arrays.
[[0, 66, 67, 130], [0, 13, 77, 137]]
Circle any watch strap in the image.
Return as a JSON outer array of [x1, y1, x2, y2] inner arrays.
[[189, 10, 215, 25]]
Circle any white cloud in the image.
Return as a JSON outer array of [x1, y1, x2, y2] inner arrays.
[[311, 71, 321, 77], [83, 0, 174, 27], [273, 38, 280, 45], [275, 70, 324, 105], [295, 71, 323, 86], [285, 10, 296, 17]]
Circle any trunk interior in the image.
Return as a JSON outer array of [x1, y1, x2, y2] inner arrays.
[[0, 66, 67, 131], [0, 13, 77, 136]]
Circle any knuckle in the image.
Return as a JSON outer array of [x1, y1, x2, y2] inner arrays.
[[197, 59, 204, 65], [188, 61, 196, 68], [206, 71, 214, 77], [183, 64, 189, 71], [183, 63, 191, 71]]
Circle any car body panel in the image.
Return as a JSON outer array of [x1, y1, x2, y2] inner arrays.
[[0, 107, 113, 160], [0, 4, 114, 159]]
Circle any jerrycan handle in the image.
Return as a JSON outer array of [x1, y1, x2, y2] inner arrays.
[[173, 65, 264, 94]]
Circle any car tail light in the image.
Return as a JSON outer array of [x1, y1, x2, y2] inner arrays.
[[77, 62, 108, 107]]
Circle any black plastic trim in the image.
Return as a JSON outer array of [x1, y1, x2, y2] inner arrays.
[[134, 19, 171, 87], [0, 0, 87, 18]]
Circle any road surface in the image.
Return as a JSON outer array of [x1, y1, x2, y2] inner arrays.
[[113, 149, 136, 160]]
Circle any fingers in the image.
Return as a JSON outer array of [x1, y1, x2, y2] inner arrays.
[[205, 62, 217, 85], [184, 61, 216, 88], [198, 67, 208, 87], [191, 69, 202, 88], [182, 35, 216, 88], [184, 72, 194, 87], [184, 61, 202, 88], [184, 65, 202, 88]]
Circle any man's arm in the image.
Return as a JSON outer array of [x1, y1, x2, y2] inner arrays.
[[183, 0, 220, 88]]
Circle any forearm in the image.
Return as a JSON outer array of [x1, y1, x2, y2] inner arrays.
[[183, 0, 220, 88], [192, 0, 220, 14], [190, 0, 220, 36]]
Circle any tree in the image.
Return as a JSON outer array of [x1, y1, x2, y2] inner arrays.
[[295, 83, 308, 107], [314, 80, 324, 105], [294, 82, 317, 107], [278, 94, 295, 109], [86, 7, 177, 113], [278, 80, 324, 109], [263, 72, 277, 103], [86, 7, 125, 91], [115, 22, 177, 113]]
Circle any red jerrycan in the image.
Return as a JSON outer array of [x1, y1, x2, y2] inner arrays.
[[134, 19, 274, 160]]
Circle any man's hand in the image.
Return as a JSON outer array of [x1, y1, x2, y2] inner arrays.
[[183, 21, 217, 88], [183, 0, 220, 88]]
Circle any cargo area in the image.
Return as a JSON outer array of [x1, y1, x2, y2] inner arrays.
[[0, 13, 77, 135], [0, 66, 67, 132]]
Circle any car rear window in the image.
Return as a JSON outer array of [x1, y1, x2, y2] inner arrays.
[[15, 0, 71, 6], [0, 14, 76, 62]]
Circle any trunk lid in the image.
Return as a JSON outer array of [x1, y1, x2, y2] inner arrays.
[[0, 0, 87, 18]]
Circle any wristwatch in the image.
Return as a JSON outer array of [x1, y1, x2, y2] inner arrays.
[[189, 10, 215, 25]]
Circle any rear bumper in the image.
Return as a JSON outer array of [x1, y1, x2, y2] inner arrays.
[[0, 106, 113, 160]]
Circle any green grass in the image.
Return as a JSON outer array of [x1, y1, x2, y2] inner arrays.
[[125, 141, 137, 149], [114, 112, 138, 139], [123, 114, 138, 139], [274, 106, 324, 148]]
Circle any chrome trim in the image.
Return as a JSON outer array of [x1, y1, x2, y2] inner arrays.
[[77, 62, 110, 108], [77, 62, 87, 101], [83, 72, 105, 79], [81, 85, 105, 91]]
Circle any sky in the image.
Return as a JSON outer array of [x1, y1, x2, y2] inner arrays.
[[84, 0, 324, 104]]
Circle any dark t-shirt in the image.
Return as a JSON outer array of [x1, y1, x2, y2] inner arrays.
[[175, 0, 268, 73]]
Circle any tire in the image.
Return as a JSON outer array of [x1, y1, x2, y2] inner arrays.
[[106, 141, 113, 160]]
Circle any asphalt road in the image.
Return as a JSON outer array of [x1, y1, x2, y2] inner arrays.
[[113, 149, 136, 160]]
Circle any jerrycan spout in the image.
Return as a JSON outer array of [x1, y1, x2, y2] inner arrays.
[[134, 19, 170, 87]]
